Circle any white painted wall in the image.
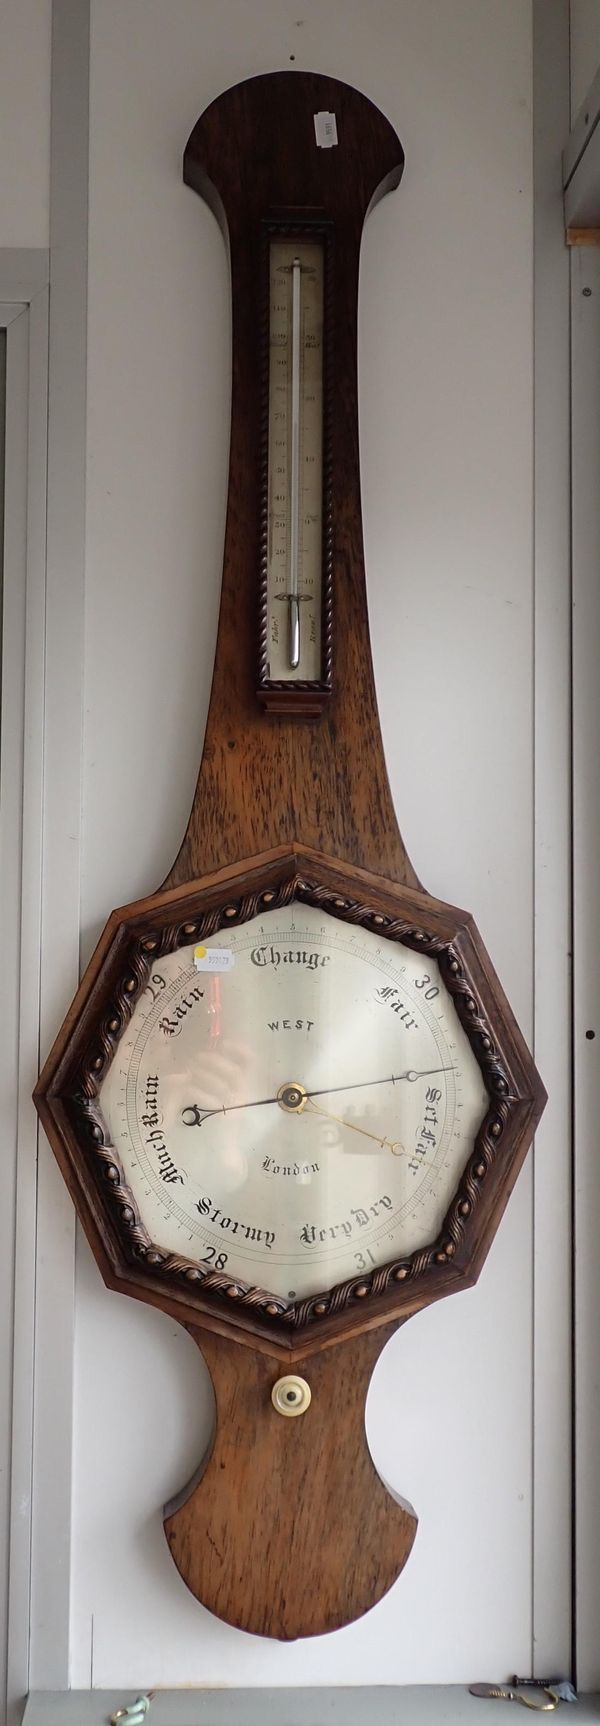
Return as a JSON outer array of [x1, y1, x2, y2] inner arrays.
[[0, 0, 51, 246], [63, 0, 550, 1690], [571, 0, 600, 115]]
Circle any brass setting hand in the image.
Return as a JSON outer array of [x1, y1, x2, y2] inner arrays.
[[304, 1095, 407, 1159]]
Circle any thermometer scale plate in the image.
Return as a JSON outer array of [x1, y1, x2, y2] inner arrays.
[[258, 223, 332, 712]]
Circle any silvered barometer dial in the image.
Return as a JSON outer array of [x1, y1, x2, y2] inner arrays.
[[99, 903, 488, 1302]]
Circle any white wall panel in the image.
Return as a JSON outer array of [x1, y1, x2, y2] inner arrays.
[[54, 0, 566, 1691], [0, 0, 51, 246]]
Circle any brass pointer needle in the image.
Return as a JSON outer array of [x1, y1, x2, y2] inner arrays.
[[304, 1095, 406, 1156], [304, 1097, 438, 1168]]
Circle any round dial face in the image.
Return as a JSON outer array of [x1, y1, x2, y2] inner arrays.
[[99, 902, 488, 1301]]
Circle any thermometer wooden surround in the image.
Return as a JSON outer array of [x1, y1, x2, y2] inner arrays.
[[34, 72, 546, 1642]]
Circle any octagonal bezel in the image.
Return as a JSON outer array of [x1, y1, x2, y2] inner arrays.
[[34, 845, 545, 1359]]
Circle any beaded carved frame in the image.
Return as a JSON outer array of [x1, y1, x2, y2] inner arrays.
[[34, 845, 545, 1359]]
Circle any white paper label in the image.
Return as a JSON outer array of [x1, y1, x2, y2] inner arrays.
[[194, 945, 234, 972], [314, 111, 338, 149]]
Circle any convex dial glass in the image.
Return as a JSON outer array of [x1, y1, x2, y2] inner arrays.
[[99, 903, 488, 1300]]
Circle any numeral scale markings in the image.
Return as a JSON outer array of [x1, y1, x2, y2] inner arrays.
[[267, 240, 323, 680]]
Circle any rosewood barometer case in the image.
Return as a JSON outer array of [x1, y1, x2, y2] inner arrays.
[[34, 71, 545, 1642]]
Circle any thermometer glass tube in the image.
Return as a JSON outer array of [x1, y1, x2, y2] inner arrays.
[[265, 237, 324, 683]]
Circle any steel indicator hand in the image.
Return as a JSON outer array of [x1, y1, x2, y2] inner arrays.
[[181, 1069, 456, 1126], [306, 1067, 456, 1102], [182, 1084, 301, 1126], [181, 1083, 301, 1126], [182, 1104, 228, 1126]]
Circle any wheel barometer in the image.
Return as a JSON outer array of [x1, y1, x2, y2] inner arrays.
[[34, 73, 545, 1640]]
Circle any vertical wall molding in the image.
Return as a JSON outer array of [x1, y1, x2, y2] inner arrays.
[[29, 0, 90, 1694], [0, 279, 49, 1726], [532, 0, 572, 1676], [571, 240, 600, 1692]]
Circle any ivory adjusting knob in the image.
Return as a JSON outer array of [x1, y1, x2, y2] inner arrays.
[[271, 1375, 312, 1417]]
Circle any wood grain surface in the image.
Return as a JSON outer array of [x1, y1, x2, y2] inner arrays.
[[164, 1320, 417, 1638], [164, 72, 416, 891]]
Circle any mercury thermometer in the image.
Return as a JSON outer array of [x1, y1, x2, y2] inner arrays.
[[264, 237, 324, 685]]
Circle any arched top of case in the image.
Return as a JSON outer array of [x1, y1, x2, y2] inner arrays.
[[184, 70, 404, 235]]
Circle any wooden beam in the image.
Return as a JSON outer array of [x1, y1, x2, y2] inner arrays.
[[566, 226, 600, 245]]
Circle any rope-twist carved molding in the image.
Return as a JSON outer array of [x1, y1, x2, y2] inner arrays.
[[68, 870, 526, 1336]]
